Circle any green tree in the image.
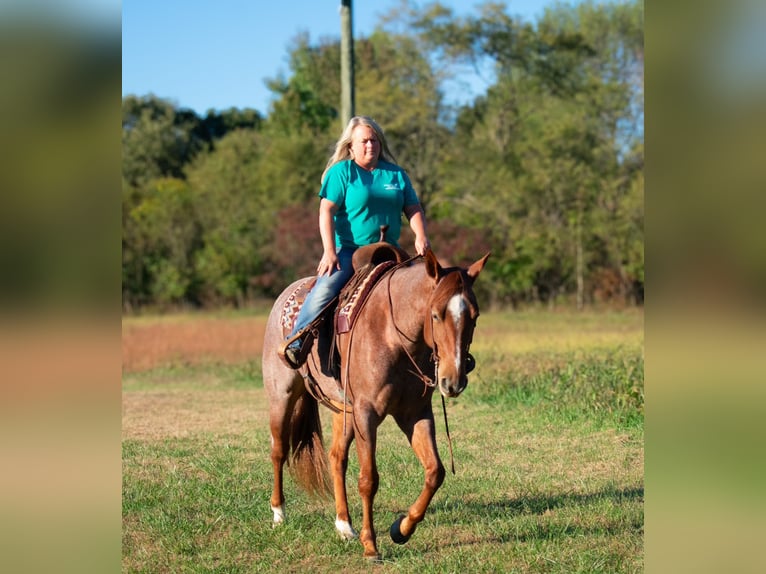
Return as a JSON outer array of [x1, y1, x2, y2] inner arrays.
[[265, 33, 339, 135], [185, 129, 264, 305], [199, 107, 262, 140], [400, 0, 643, 306], [184, 126, 326, 304], [122, 177, 199, 309], [122, 95, 263, 188], [122, 95, 204, 187]]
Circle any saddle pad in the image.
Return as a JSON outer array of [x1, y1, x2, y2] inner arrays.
[[280, 277, 316, 337], [336, 261, 396, 334]]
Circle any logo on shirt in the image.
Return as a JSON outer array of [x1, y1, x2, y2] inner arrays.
[[383, 184, 401, 190]]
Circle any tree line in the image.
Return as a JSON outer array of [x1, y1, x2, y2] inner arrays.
[[122, 0, 643, 311]]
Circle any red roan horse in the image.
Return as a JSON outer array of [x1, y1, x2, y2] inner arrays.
[[262, 248, 489, 560]]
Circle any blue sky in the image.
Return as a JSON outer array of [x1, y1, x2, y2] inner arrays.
[[122, 1, 559, 116]]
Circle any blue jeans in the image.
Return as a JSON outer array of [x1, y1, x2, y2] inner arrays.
[[287, 248, 355, 340]]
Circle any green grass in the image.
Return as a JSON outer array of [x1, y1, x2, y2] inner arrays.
[[123, 309, 643, 573]]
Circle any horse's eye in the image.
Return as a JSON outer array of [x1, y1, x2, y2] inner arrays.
[[431, 311, 439, 322]]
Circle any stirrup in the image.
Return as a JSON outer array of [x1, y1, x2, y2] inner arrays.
[[278, 329, 315, 369]]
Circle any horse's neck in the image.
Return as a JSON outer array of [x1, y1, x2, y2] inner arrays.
[[375, 263, 429, 346]]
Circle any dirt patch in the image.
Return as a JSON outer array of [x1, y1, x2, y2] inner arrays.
[[122, 317, 266, 373], [122, 389, 268, 440]]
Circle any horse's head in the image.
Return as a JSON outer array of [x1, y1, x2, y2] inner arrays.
[[423, 249, 490, 398]]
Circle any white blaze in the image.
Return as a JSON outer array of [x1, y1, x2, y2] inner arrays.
[[447, 294, 466, 372]]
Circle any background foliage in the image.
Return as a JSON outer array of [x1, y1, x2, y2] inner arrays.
[[122, 0, 643, 311]]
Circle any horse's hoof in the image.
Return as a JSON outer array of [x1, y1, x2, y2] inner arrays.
[[335, 518, 358, 540], [364, 551, 382, 563], [271, 505, 285, 527], [389, 515, 412, 545]]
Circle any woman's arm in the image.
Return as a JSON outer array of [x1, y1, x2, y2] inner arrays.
[[404, 204, 430, 256], [317, 198, 340, 276]]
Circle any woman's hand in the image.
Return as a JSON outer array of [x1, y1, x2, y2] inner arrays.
[[405, 204, 430, 256], [317, 250, 340, 276], [414, 235, 431, 257]]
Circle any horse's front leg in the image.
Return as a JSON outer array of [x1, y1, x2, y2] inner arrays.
[[390, 409, 445, 544], [330, 411, 357, 540], [354, 407, 382, 561]]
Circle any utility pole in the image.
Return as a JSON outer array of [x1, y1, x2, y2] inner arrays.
[[340, 0, 355, 125]]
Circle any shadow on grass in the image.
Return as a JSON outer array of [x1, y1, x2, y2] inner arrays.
[[419, 485, 644, 540], [434, 485, 643, 517]]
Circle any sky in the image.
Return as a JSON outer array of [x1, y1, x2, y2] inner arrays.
[[122, 0, 560, 116]]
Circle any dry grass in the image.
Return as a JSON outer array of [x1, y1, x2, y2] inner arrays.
[[474, 308, 644, 352], [122, 314, 266, 373], [122, 389, 268, 441]]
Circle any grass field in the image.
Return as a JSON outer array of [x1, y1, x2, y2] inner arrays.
[[122, 308, 644, 573]]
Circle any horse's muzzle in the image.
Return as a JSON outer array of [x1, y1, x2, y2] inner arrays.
[[439, 375, 467, 398], [438, 352, 475, 397]]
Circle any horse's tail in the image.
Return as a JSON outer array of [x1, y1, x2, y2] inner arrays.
[[288, 392, 332, 497]]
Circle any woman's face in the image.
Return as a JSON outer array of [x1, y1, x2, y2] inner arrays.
[[349, 125, 380, 170]]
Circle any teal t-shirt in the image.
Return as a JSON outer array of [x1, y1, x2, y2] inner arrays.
[[319, 159, 420, 249]]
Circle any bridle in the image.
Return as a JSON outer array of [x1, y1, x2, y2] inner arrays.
[[384, 256, 478, 390], [384, 256, 479, 474], [386, 259, 437, 390], [336, 253, 478, 472]]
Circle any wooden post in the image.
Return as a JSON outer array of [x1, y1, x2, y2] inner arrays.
[[340, 0, 355, 125]]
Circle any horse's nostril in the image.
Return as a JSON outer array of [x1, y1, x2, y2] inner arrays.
[[439, 378, 454, 394]]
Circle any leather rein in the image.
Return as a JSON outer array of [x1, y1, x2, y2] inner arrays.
[[337, 253, 472, 473], [384, 255, 438, 390], [382, 255, 474, 474]]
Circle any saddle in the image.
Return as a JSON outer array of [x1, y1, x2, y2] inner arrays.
[[277, 240, 409, 364], [336, 241, 409, 333], [350, 241, 409, 272], [277, 229, 411, 411]]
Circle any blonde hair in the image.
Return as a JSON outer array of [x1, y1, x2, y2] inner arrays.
[[321, 116, 397, 183]]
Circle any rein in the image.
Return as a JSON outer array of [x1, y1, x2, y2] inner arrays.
[[384, 255, 463, 475], [338, 254, 420, 438], [384, 255, 438, 390], [339, 252, 461, 474]]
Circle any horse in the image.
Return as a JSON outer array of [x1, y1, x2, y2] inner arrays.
[[262, 248, 490, 560]]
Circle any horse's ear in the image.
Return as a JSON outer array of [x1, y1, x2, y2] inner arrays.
[[424, 248, 443, 280], [466, 252, 491, 284]]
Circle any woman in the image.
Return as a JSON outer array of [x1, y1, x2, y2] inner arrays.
[[282, 116, 430, 368]]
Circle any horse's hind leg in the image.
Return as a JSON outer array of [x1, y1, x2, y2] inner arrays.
[[268, 404, 290, 525], [267, 376, 302, 526], [330, 411, 357, 540], [390, 409, 445, 544]]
